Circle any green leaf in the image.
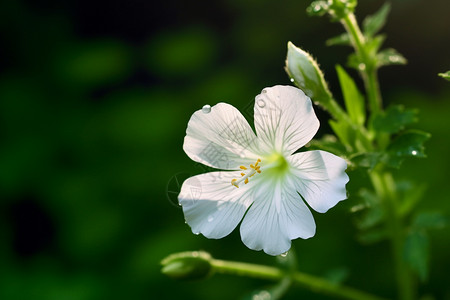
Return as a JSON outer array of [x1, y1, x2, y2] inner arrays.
[[307, 134, 348, 156], [363, 3, 391, 38], [397, 181, 427, 217], [326, 33, 351, 46], [357, 228, 387, 244], [346, 53, 364, 71], [387, 130, 430, 157], [412, 212, 448, 230], [372, 105, 418, 134], [404, 230, 429, 282], [336, 65, 365, 125], [329, 119, 354, 149], [324, 267, 350, 285], [350, 152, 382, 170], [438, 71, 450, 81], [365, 34, 386, 56], [376, 48, 407, 68], [285, 42, 332, 105], [355, 189, 385, 230]]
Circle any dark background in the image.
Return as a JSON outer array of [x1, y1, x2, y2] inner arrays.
[[1, 0, 449, 299]]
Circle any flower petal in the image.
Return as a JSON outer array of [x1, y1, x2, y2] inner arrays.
[[179, 171, 255, 239], [183, 103, 259, 170], [288, 150, 349, 213], [240, 176, 316, 256], [254, 85, 319, 156]]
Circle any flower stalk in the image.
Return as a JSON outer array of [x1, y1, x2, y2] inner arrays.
[[211, 257, 387, 300], [338, 9, 415, 300], [340, 13, 382, 115]]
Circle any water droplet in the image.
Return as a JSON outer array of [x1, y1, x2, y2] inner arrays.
[[262, 89, 267, 93], [202, 104, 211, 114], [280, 251, 289, 257], [290, 78, 295, 83], [194, 232, 200, 235], [411, 150, 417, 156], [358, 63, 366, 71], [207, 216, 214, 222], [257, 99, 266, 108]]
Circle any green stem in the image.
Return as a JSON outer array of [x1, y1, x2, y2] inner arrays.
[[211, 258, 387, 300], [341, 13, 382, 114], [370, 170, 414, 300]]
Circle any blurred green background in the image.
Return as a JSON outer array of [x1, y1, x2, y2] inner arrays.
[[0, 0, 449, 299]]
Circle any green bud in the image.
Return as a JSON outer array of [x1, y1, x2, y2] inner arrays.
[[438, 71, 450, 81], [306, 1, 329, 17], [285, 41, 332, 105], [327, 0, 357, 20], [161, 251, 213, 280]]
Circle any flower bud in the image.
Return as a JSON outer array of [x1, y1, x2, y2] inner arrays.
[[161, 251, 213, 280], [328, 0, 357, 20], [285, 41, 332, 105]]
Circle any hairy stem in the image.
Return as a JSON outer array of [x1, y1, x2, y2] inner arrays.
[[211, 258, 387, 300], [341, 13, 382, 114]]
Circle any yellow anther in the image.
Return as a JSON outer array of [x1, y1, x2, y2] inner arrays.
[[231, 178, 239, 188], [231, 158, 262, 188]]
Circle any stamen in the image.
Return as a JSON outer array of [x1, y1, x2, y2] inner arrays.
[[231, 159, 262, 188]]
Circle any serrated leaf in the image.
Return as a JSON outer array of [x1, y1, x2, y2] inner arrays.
[[376, 48, 407, 67], [363, 3, 391, 38], [412, 212, 448, 230], [438, 71, 450, 81], [285, 42, 332, 105], [326, 33, 351, 46], [336, 65, 365, 125], [387, 130, 430, 158], [404, 230, 429, 282], [372, 105, 418, 134]]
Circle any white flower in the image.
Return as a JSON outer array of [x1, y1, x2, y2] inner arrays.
[[179, 85, 349, 256]]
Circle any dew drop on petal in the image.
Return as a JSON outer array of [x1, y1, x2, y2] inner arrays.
[[202, 104, 211, 114], [262, 89, 267, 94], [257, 99, 266, 108], [280, 251, 289, 257]]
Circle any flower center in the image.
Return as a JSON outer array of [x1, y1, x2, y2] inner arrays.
[[231, 159, 261, 188], [267, 153, 289, 172]]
